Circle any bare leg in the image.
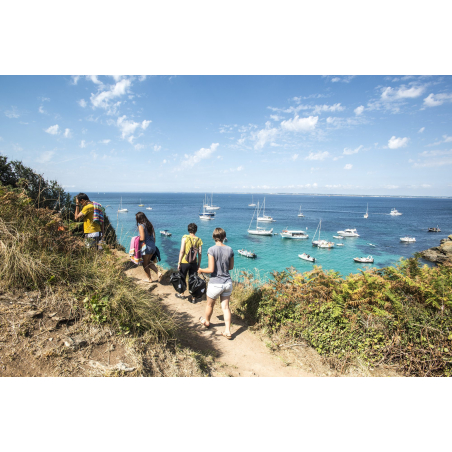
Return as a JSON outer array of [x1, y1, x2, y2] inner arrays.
[[203, 297, 216, 327], [148, 260, 162, 281], [142, 255, 153, 282], [220, 296, 232, 336]]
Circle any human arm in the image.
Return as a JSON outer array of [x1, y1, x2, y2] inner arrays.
[[138, 225, 145, 242], [198, 254, 215, 274], [197, 245, 202, 268], [177, 237, 186, 270], [74, 198, 85, 220], [229, 256, 234, 271]]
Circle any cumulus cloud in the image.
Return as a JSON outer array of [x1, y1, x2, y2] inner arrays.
[[291, 154, 299, 161], [116, 115, 151, 139], [153, 145, 161, 152], [418, 127, 425, 133], [86, 75, 102, 85], [90, 79, 132, 112], [312, 103, 344, 114], [78, 99, 87, 108], [305, 151, 329, 161], [100, 139, 111, 144], [45, 124, 59, 135], [138, 75, 147, 82], [354, 105, 364, 115], [270, 114, 284, 121], [38, 106, 46, 114], [63, 128, 71, 138], [237, 165, 244, 171], [36, 151, 55, 163], [80, 140, 86, 148], [141, 120, 152, 130], [252, 123, 278, 150], [325, 75, 356, 83], [71, 75, 81, 85], [423, 93, 452, 107], [381, 85, 426, 101], [344, 163, 353, 170], [280, 115, 318, 132], [182, 143, 219, 167], [343, 145, 363, 155], [135, 144, 144, 150], [388, 136, 409, 149]]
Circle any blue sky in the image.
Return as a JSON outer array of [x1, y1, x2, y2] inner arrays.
[[1, 75, 452, 196]]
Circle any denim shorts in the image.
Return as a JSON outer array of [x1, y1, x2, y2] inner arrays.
[[207, 281, 233, 300]]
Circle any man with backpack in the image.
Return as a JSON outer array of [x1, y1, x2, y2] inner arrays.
[[74, 193, 104, 249], [176, 223, 203, 301]]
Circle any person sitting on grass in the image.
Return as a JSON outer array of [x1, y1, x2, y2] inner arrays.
[[176, 222, 203, 302], [136, 211, 162, 283], [74, 193, 103, 249], [198, 227, 234, 340]]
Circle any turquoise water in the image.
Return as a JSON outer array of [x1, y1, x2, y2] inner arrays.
[[83, 193, 451, 280]]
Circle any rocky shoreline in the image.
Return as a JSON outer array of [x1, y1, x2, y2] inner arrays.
[[421, 234, 452, 265]]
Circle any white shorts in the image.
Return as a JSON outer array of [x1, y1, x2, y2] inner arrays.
[[207, 281, 233, 300]]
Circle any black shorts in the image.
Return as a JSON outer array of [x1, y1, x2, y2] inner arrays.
[[179, 262, 198, 281]]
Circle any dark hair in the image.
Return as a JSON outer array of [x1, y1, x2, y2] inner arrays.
[[187, 223, 198, 234], [76, 193, 90, 202], [136, 212, 155, 239], [212, 227, 226, 242]]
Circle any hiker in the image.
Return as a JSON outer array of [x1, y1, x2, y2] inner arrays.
[[198, 227, 234, 339], [136, 211, 162, 283], [74, 193, 104, 249], [176, 223, 203, 301]]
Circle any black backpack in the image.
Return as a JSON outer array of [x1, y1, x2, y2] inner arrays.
[[188, 273, 207, 299], [170, 272, 186, 294]]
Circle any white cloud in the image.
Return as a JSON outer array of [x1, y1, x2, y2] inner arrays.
[[78, 99, 87, 108], [138, 75, 147, 82], [291, 154, 299, 161], [86, 75, 102, 85], [270, 114, 284, 121], [38, 97, 50, 102], [127, 136, 135, 144], [36, 151, 54, 163], [182, 143, 219, 167], [354, 105, 364, 116], [413, 157, 452, 168], [344, 163, 353, 170], [63, 128, 71, 138], [100, 139, 111, 144], [325, 75, 356, 83], [141, 119, 152, 130], [5, 107, 19, 118], [312, 103, 344, 114], [80, 140, 86, 148], [280, 115, 318, 132], [252, 124, 278, 150], [90, 79, 132, 112], [162, 159, 167, 164], [135, 144, 144, 150], [343, 145, 363, 155], [384, 185, 399, 189], [38, 106, 46, 114], [71, 75, 81, 85], [419, 149, 452, 157], [153, 145, 161, 152], [388, 136, 409, 149], [237, 165, 244, 171], [45, 124, 59, 135], [423, 92, 452, 107], [418, 127, 425, 133], [305, 151, 329, 161], [381, 85, 426, 101]]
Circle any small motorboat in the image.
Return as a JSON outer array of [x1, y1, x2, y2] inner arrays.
[[367, 243, 376, 247], [390, 208, 402, 216], [428, 226, 441, 232], [400, 237, 416, 243], [146, 207, 152, 210], [318, 241, 335, 248], [160, 230, 172, 237], [336, 243, 344, 247], [299, 253, 315, 262], [333, 236, 344, 239], [354, 256, 374, 263], [238, 249, 256, 258]]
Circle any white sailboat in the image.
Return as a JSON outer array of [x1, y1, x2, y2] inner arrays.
[[206, 192, 220, 210], [298, 206, 304, 217], [364, 203, 368, 219], [257, 197, 275, 222], [248, 195, 256, 207], [118, 197, 128, 212], [138, 198, 144, 207], [311, 220, 333, 247], [199, 200, 215, 220], [248, 202, 273, 235]]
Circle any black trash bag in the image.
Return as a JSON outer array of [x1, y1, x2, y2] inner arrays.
[[170, 272, 186, 294], [188, 273, 207, 299]]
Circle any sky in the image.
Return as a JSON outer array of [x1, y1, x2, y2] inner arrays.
[[1, 74, 452, 196]]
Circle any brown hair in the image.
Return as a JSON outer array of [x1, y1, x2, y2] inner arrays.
[[212, 227, 226, 242], [136, 212, 155, 240]]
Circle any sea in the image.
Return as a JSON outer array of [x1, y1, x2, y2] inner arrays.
[[79, 193, 452, 281]]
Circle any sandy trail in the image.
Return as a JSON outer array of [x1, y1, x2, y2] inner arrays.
[[124, 262, 312, 377]]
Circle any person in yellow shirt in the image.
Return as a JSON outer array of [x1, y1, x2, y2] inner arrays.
[[176, 223, 203, 302], [74, 193, 102, 248]]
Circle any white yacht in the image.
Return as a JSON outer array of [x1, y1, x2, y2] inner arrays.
[[257, 197, 275, 222], [205, 193, 220, 210], [199, 200, 215, 220], [318, 241, 334, 248], [390, 208, 402, 216], [299, 253, 315, 262], [297, 206, 304, 217], [280, 229, 309, 239], [311, 220, 331, 247], [354, 256, 374, 263], [364, 203, 368, 219], [337, 228, 360, 237], [400, 237, 416, 243], [248, 202, 273, 236], [118, 197, 128, 212], [248, 195, 256, 207]]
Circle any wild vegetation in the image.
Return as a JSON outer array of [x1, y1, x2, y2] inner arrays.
[[231, 260, 452, 377]]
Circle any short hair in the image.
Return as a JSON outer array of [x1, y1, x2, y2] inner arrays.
[[212, 227, 226, 242], [76, 193, 90, 202], [187, 223, 198, 234]]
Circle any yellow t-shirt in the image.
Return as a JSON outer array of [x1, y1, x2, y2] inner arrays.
[[81, 204, 101, 234], [181, 235, 203, 264]]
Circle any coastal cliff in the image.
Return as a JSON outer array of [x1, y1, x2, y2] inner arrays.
[[421, 235, 452, 265]]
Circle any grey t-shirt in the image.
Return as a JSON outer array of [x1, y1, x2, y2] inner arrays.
[[207, 245, 234, 284]]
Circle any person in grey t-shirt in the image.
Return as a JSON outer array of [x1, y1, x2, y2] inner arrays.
[[198, 227, 234, 339]]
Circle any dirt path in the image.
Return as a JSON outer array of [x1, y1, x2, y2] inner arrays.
[[124, 263, 313, 377]]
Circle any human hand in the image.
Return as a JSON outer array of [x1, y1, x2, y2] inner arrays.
[[197, 268, 202, 274]]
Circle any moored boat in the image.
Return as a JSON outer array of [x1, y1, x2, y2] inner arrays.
[[280, 229, 309, 239], [428, 226, 441, 232], [354, 256, 374, 263], [337, 228, 360, 237], [400, 236, 416, 242], [160, 229, 172, 236], [299, 253, 315, 262], [238, 249, 256, 258], [390, 208, 402, 216], [248, 201, 274, 235]]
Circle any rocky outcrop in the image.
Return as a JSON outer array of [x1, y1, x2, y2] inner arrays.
[[421, 235, 452, 265]]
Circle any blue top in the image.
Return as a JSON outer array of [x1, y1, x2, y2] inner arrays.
[[139, 223, 156, 256]]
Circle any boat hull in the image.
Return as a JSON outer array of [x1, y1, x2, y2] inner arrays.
[[248, 229, 273, 236]]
